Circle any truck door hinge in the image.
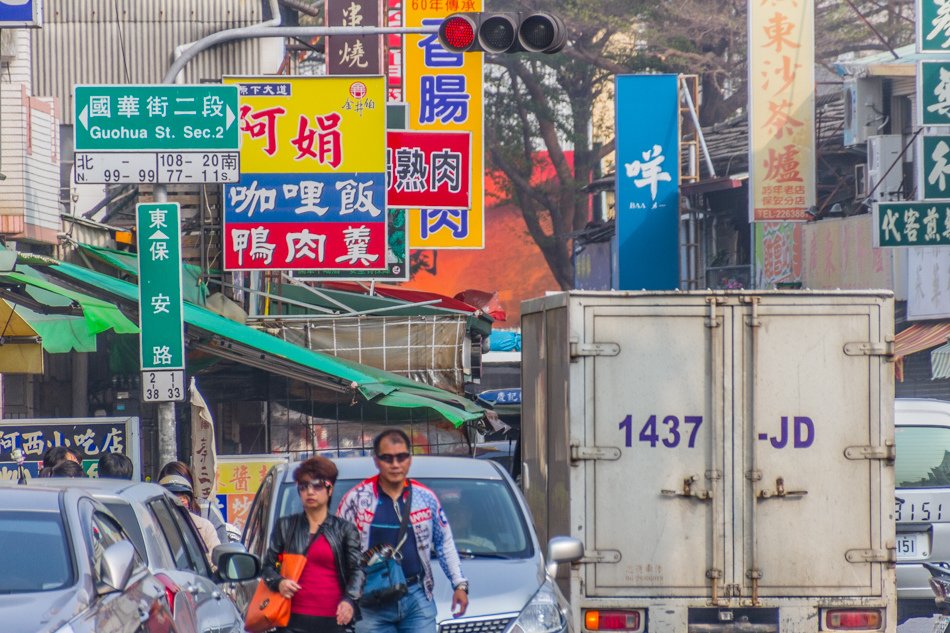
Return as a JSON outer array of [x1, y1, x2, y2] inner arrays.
[[662, 474, 712, 501], [569, 342, 620, 359], [843, 341, 894, 359], [580, 549, 621, 564], [570, 445, 621, 462], [846, 548, 896, 564], [844, 442, 896, 462]]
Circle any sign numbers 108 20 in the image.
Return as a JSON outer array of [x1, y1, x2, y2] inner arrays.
[[619, 414, 703, 448], [142, 370, 185, 402]]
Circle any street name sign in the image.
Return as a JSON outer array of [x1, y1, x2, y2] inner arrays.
[[74, 85, 239, 185], [873, 201, 950, 247], [918, 0, 950, 52], [136, 202, 185, 402]]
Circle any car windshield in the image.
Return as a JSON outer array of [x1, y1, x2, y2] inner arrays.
[[278, 476, 533, 558], [0, 511, 73, 593], [896, 425, 950, 488]]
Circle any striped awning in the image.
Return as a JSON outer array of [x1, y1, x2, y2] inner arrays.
[[933, 342, 950, 380], [894, 322, 950, 381]]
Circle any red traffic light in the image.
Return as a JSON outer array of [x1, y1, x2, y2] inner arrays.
[[437, 12, 566, 54]]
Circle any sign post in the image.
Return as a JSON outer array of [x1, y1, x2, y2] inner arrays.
[[136, 203, 185, 402], [73, 85, 240, 184]]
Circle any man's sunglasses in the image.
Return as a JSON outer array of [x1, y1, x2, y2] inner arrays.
[[297, 479, 332, 492], [376, 452, 411, 464]]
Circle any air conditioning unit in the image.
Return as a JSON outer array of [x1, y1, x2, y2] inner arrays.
[[843, 77, 884, 146], [0, 29, 16, 62], [867, 134, 903, 200]]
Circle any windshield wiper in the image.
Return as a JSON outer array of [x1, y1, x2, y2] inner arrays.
[[458, 552, 515, 559]]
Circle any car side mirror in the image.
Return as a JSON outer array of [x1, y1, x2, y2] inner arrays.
[[97, 541, 137, 595], [545, 536, 584, 579], [214, 545, 261, 583]]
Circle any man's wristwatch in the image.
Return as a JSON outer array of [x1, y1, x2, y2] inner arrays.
[[454, 581, 469, 594]]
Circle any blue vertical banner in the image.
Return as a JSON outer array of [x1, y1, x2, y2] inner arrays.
[[614, 75, 680, 290]]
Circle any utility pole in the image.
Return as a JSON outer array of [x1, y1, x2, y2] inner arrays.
[[153, 24, 437, 468]]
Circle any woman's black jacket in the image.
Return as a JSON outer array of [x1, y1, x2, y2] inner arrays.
[[261, 513, 365, 605]]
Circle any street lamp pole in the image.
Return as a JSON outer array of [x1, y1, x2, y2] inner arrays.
[[153, 24, 438, 468]]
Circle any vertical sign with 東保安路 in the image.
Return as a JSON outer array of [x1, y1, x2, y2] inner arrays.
[[919, 61, 950, 126], [614, 75, 680, 291], [404, 0, 484, 249], [327, 0, 383, 75], [922, 135, 950, 200], [222, 76, 388, 272], [918, 0, 950, 52], [748, 0, 815, 222], [136, 203, 184, 375]]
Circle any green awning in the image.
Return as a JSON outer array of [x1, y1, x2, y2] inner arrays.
[[16, 307, 98, 353], [47, 261, 483, 427], [78, 243, 208, 305]]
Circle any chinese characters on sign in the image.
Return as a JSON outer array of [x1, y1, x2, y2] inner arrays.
[[874, 202, 950, 247], [222, 76, 388, 272], [922, 135, 950, 200], [327, 0, 383, 74], [917, 0, 950, 52], [136, 203, 185, 378], [748, 0, 815, 221], [919, 62, 950, 126], [614, 74, 680, 290], [387, 130, 471, 208], [404, 0, 484, 248]]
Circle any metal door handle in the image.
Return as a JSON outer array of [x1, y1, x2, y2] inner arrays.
[[661, 475, 712, 501], [756, 477, 807, 500]]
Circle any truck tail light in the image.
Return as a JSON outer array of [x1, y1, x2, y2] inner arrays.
[[824, 609, 883, 630], [155, 573, 180, 616], [584, 610, 641, 631]]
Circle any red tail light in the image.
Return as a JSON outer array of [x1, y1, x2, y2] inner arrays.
[[585, 610, 641, 631], [155, 573, 180, 616], [825, 609, 883, 630]]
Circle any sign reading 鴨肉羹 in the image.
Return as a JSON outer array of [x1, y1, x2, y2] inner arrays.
[[404, 0, 484, 249], [222, 76, 388, 272], [748, 0, 815, 222], [918, 0, 950, 53], [873, 201, 950, 247], [614, 74, 680, 291], [136, 203, 184, 371]]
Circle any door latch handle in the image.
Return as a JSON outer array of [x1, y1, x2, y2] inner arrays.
[[757, 477, 807, 500], [662, 475, 712, 501]]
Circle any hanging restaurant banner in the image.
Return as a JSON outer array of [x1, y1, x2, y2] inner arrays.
[[748, 0, 815, 221], [404, 0, 484, 249], [222, 76, 388, 271], [326, 0, 383, 75], [387, 130, 471, 209], [918, 0, 950, 53]]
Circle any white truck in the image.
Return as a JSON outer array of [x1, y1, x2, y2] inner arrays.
[[520, 291, 896, 633]]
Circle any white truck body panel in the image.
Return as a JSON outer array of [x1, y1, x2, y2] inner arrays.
[[521, 291, 896, 633]]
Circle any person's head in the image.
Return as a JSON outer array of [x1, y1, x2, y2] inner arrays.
[[159, 474, 198, 513], [42, 446, 81, 469], [293, 456, 338, 511], [49, 460, 86, 478], [372, 429, 413, 486], [158, 461, 195, 486], [98, 453, 134, 480]]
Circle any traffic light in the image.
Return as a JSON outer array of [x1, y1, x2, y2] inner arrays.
[[438, 12, 566, 54]]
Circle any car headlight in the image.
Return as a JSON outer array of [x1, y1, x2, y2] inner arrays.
[[509, 581, 565, 633]]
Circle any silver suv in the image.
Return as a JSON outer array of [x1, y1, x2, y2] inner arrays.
[[30, 478, 260, 633], [0, 482, 177, 633], [239, 456, 583, 633]]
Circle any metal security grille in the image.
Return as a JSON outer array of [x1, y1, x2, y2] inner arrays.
[[439, 616, 514, 633]]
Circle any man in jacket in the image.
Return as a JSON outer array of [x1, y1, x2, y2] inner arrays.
[[338, 429, 469, 633]]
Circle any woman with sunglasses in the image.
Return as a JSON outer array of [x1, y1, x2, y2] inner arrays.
[[262, 456, 365, 633]]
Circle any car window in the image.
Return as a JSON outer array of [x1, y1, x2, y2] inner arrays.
[[896, 425, 950, 488], [0, 510, 73, 592], [101, 500, 147, 559], [90, 511, 144, 583], [149, 498, 205, 573], [245, 471, 274, 558], [169, 502, 213, 576]]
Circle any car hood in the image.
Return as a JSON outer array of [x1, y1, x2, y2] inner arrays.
[[431, 557, 544, 623], [0, 589, 85, 633]]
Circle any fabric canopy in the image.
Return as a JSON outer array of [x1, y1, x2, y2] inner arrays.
[[894, 321, 950, 382], [48, 261, 484, 427], [0, 300, 43, 373], [932, 342, 950, 380]]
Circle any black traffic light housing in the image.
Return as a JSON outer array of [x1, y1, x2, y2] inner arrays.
[[438, 12, 566, 54]]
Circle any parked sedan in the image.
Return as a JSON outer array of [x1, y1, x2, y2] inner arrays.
[[0, 482, 177, 633], [29, 478, 260, 633], [239, 456, 583, 633]]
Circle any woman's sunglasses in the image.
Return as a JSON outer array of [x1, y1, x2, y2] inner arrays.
[[297, 479, 332, 492], [376, 452, 411, 464]]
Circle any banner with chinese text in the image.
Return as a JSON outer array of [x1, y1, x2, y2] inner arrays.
[[405, 0, 484, 248], [874, 201, 950, 247], [327, 0, 383, 74], [215, 455, 287, 531], [136, 202, 184, 371], [918, 0, 950, 53], [748, 0, 815, 221], [919, 62, 950, 126], [922, 135, 950, 200], [387, 130, 470, 208], [614, 74, 680, 290], [223, 76, 388, 271]]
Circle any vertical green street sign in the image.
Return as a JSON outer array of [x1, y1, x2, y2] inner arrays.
[[136, 203, 184, 370], [873, 201, 950, 247], [918, 61, 950, 126], [922, 135, 950, 200], [918, 0, 950, 52]]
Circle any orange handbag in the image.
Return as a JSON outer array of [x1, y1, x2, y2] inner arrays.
[[244, 553, 308, 633]]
